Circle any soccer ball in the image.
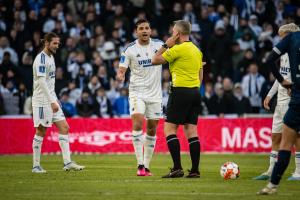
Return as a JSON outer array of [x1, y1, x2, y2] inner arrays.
[[220, 162, 240, 180]]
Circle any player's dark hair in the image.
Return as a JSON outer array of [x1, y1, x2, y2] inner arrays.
[[40, 32, 59, 47], [135, 19, 150, 29]]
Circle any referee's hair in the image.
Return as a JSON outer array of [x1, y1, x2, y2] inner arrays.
[[278, 23, 300, 34], [40, 32, 59, 47], [174, 20, 191, 35], [135, 19, 150, 29]]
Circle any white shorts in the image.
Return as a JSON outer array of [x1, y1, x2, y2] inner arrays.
[[33, 106, 66, 127], [272, 104, 289, 133], [129, 97, 162, 120]]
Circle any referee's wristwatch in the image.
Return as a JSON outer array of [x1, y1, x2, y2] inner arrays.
[[162, 43, 169, 49]]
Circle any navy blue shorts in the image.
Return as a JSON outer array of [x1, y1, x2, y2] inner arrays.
[[283, 106, 300, 132]]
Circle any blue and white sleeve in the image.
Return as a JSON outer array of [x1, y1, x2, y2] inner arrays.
[[119, 51, 130, 68], [35, 53, 47, 77]]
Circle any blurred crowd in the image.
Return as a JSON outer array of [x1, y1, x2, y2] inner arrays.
[[0, 0, 300, 117]]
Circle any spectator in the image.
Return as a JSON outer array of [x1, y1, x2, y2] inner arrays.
[[231, 42, 244, 82], [60, 81, 82, 106], [94, 87, 113, 118], [69, 20, 91, 39], [0, 36, 19, 65], [206, 83, 227, 116], [241, 62, 265, 113], [1, 80, 19, 115], [75, 67, 89, 90], [207, 20, 232, 79], [67, 51, 93, 79], [60, 92, 77, 117], [113, 87, 129, 117], [260, 71, 276, 113], [237, 48, 256, 78], [106, 79, 120, 105], [237, 30, 256, 51], [233, 83, 251, 115], [55, 67, 68, 95], [17, 82, 29, 114], [222, 77, 236, 113], [97, 65, 110, 90], [87, 75, 101, 95], [76, 90, 97, 117], [248, 14, 262, 38]]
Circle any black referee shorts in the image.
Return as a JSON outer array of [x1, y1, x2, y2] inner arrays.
[[165, 87, 201, 125]]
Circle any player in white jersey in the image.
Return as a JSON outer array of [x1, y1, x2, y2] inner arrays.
[[254, 23, 300, 181], [31, 32, 84, 173], [117, 19, 163, 176]]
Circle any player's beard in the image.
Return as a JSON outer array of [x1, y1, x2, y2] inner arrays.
[[48, 48, 57, 55]]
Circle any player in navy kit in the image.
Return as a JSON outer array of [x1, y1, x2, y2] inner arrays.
[[257, 30, 300, 195]]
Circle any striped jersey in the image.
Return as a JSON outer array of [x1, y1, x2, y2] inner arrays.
[[267, 53, 291, 105], [119, 39, 163, 102], [32, 51, 57, 107]]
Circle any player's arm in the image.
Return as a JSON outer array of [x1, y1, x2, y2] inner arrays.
[[264, 80, 279, 110], [267, 34, 292, 89], [117, 52, 130, 82], [267, 80, 279, 98], [35, 59, 59, 112]]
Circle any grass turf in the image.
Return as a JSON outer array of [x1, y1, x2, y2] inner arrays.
[[0, 154, 299, 200]]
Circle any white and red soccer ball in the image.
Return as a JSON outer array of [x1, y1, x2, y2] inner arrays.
[[220, 162, 240, 180]]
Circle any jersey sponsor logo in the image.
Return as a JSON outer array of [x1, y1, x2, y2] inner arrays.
[[280, 67, 290, 76], [39, 66, 46, 73], [49, 71, 55, 78], [138, 59, 152, 67], [120, 55, 125, 63]]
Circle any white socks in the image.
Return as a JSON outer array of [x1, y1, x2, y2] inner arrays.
[[144, 135, 156, 169], [132, 130, 144, 166], [58, 134, 71, 165], [32, 135, 44, 167], [295, 152, 300, 175], [267, 150, 278, 175]]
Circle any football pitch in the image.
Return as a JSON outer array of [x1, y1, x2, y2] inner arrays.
[[0, 154, 299, 200]]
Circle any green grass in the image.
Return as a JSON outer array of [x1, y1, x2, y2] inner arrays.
[[0, 154, 299, 200]]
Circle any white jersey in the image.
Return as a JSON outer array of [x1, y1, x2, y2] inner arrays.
[[32, 51, 57, 107], [119, 38, 163, 102], [267, 53, 291, 105]]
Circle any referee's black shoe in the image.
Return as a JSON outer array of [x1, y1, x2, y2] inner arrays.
[[162, 168, 184, 178], [185, 170, 200, 178]]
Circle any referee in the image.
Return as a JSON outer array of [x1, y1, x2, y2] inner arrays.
[[152, 20, 203, 178]]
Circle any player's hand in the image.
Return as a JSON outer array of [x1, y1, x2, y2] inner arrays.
[[51, 102, 59, 113], [116, 71, 125, 82], [287, 88, 292, 97], [281, 79, 292, 89], [165, 33, 179, 48], [263, 96, 271, 110]]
